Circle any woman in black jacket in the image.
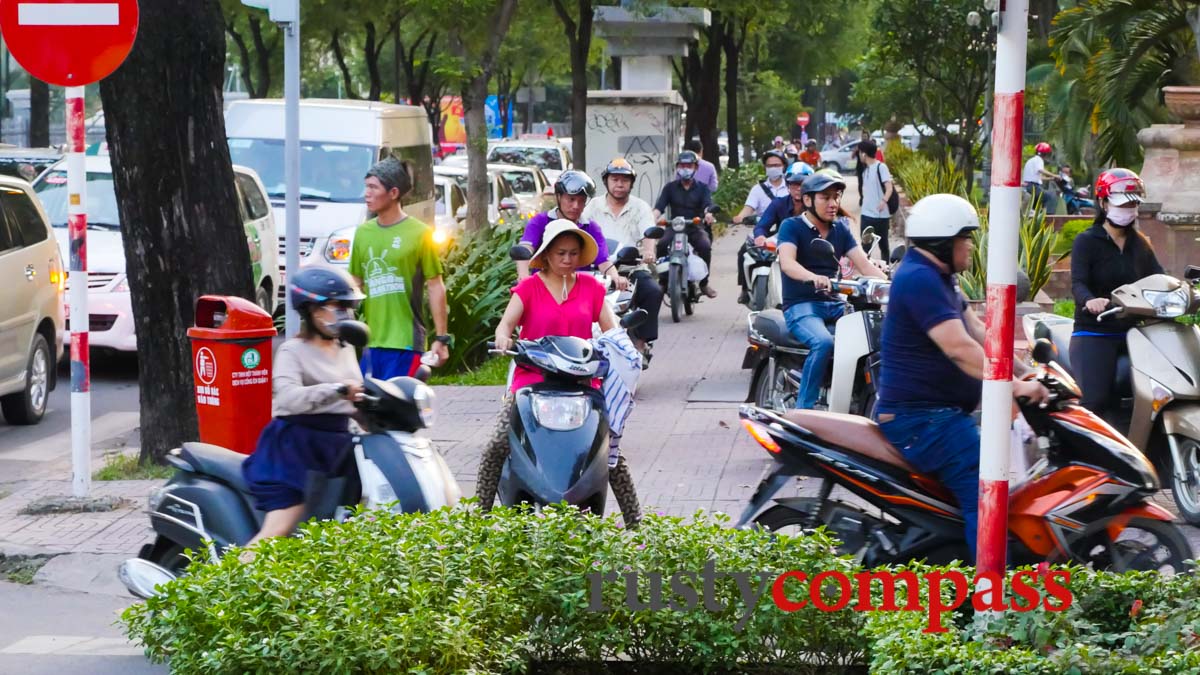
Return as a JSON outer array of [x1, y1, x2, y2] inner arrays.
[[1069, 168, 1162, 427]]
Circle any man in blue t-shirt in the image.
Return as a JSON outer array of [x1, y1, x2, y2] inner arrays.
[[876, 193, 1048, 561], [777, 172, 886, 409]]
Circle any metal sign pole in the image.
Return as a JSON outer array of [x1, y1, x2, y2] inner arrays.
[[67, 85, 90, 497], [283, 2, 299, 337]]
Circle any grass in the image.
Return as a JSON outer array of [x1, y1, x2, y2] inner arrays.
[[428, 356, 511, 386], [1053, 299, 1075, 318], [94, 452, 174, 481]]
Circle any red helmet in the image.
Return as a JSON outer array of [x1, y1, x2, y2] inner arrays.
[[1094, 168, 1145, 206], [1035, 142, 1052, 155]]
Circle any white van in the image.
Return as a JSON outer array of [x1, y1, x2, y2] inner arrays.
[[224, 99, 435, 300]]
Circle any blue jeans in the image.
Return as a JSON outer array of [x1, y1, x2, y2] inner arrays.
[[783, 300, 844, 409], [876, 405, 981, 562]]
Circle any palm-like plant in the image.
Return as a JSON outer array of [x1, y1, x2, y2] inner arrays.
[[1050, 0, 1200, 167]]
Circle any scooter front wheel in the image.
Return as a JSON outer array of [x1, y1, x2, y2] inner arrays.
[[667, 266, 684, 323], [1169, 436, 1200, 526], [753, 501, 869, 557], [750, 275, 768, 312]]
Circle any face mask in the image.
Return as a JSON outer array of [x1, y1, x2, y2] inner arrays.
[[677, 168, 695, 181], [1107, 207, 1138, 228], [765, 167, 784, 181]]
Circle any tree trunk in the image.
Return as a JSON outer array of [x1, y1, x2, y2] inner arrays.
[[29, 78, 49, 147], [99, 0, 255, 462], [553, 0, 593, 172], [461, 73, 490, 234], [722, 24, 742, 170], [394, 29, 402, 103], [364, 21, 382, 101], [331, 31, 360, 99]]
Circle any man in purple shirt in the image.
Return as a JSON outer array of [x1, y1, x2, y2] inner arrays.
[[684, 138, 719, 193], [517, 170, 627, 290]]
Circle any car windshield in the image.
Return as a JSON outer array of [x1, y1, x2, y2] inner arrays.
[[500, 170, 537, 195], [34, 170, 122, 230], [228, 137, 375, 202], [449, 175, 495, 203], [435, 183, 447, 215], [487, 145, 562, 171]]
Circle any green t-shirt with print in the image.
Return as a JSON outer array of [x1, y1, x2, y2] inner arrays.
[[348, 216, 444, 351]]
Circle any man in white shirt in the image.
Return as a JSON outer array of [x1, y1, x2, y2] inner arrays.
[[1022, 142, 1059, 213], [857, 139, 895, 259], [582, 157, 663, 356], [734, 150, 790, 223]]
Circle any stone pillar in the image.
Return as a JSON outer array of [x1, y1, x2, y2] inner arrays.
[[1137, 87, 1200, 276], [585, 91, 683, 204]]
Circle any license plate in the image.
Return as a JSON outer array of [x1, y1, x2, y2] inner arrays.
[[672, 240, 684, 251]]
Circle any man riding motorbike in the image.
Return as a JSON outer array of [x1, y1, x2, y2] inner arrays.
[[875, 194, 1049, 561], [777, 172, 886, 409], [518, 171, 625, 292], [653, 150, 718, 298], [582, 158, 665, 359], [732, 150, 791, 302]]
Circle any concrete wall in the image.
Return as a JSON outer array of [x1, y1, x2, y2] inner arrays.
[[584, 91, 683, 206]]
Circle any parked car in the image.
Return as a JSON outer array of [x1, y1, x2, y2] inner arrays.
[[488, 162, 553, 219], [819, 140, 862, 173], [486, 139, 572, 183], [0, 147, 62, 183], [433, 165, 523, 227], [32, 157, 280, 353], [0, 175, 63, 424], [433, 174, 466, 242]]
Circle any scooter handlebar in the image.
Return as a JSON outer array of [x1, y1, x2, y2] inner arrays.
[[1096, 306, 1121, 322]]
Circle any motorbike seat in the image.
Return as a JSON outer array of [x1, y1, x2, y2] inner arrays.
[[179, 442, 249, 493], [782, 410, 916, 473], [752, 310, 808, 350]]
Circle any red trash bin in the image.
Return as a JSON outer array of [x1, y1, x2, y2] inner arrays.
[[187, 295, 277, 454]]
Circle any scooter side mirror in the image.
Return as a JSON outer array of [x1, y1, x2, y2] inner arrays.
[[809, 237, 836, 261], [861, 226, 875, 244], [1032, 338, 1057, 365], [643, 225, 665, 239], [889, 245, 906, 264], [615, 246, 640, 265], [621, 308, 649, 330], [1186, 265, 1200, 282], [336, 320, 370, 348], [509, 244, 533, 261]]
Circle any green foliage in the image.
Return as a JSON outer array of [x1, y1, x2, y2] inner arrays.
[[1020, 207, 1061, 299], [122, 505, 865, 674], [437, 222, 522, 372], [865, 562, 1200, 673], [737, 70, 808, 160], [428, 356, 510, 386], [712, 164, 764, 217], [889, 153, 969, 204], [1054, 298, 1076, 318], [1052, 218, 1095, 258], [94, 452, 174, 481]]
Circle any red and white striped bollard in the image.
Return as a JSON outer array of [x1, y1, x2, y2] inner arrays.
[[67, 86, 90, 498]]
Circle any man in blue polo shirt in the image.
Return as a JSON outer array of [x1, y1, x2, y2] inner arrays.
[[777, 172, 886, 409], [877, 193, 1048, 561]]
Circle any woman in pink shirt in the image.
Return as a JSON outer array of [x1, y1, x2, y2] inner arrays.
[[476, 220, 642, 525]]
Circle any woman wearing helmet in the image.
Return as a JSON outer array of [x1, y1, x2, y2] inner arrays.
[[1021, 142, 1059, 213], [875, 195, 1049, 561], [777, 172, 887, 410], [751, 161, 815, 244], [1069, 168, 1162, 427], [241, 268, 368, 549]]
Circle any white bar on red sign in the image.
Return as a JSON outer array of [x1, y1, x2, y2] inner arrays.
[[18, 3, 119, 26]]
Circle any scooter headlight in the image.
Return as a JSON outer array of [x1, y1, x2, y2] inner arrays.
[[1143, 287, 1190, 318], [867, 280, 891, 305], [414, 384, 436, 428], [672, 220, 687, 232], [148, 485, 171, 512], [531, 393, 589, 431]]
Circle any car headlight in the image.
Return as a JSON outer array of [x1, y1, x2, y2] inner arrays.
[[324, 228, 354, 263], [1144, 288, 1189, 318], [114, 275, 130, 293], [531, 393, 589, 431], [414, 384, 436, 428]]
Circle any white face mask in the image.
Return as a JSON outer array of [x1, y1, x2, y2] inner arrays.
[[1107, 207, 1138, 228], [765, 167, 784, 181]]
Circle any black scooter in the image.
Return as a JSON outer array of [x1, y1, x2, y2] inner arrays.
[[118, 322, 461, 599]]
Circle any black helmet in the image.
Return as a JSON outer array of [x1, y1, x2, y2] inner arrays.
[[553, 170, 596, 198], [600, 157, 637, 184], [800, 172, 847, 197], [760, 149, 787, 165], [676, 150, 699, 166], [289, 267, 364, 313]]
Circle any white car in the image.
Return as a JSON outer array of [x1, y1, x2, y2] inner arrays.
[[486, 139, 572, 184], [488, 163, 553, 219], [433, 174, 466, 242], [819, 140, 863, 173], [433, 165, 522, 227], [32, 157, 280, 352]]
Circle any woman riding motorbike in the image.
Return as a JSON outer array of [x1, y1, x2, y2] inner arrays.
[[475, 220, 643, 526], [1069, 168, 1163, 429], [241, 268, 366, 549]]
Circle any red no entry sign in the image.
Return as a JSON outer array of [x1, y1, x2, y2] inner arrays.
[[0, 0, 139, 86], [796, 112, 811, 128]]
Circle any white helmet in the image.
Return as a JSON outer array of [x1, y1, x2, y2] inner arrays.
[[905, 194, 980, 239]]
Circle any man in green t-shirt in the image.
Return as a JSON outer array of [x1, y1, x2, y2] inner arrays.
[[349, 157, 451, 378]]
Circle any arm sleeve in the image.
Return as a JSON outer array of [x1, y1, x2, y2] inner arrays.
[[701, 184, 716, 210], [271, 343, 346, 416], [348, 227, 364, 279], [744, 185, 763, 209], [879, 163, 893, 184], [756, 199, 781, 238], [838, 222, 861, 255], [1070, 236, 1096, 304], [592, 277, 606, 321], [513, 276, 536, 307], [906, 273, 961, 332], [1144, 241, 1165, 276], [654, 186, 670, 213], [589, 221, 610, 266], [520, 215, 547, 248]]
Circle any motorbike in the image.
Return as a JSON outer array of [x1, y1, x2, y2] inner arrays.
[[739, 215, 777, 312], [744, 239, 899, 416], [649, 206, 718, 323], [1055, 172, 1095, 215], [1022, 269, 1200, 525], [118, 325, 461, 599], [488, 309, 647, 513], [734, 345, 1194, 571]]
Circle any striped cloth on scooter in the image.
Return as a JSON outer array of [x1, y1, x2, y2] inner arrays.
[[596, 328, 642, 467]]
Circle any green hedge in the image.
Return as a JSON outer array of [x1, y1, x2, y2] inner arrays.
[[1051, 219, 1094, 258], [714, 164, 765, 218], [865, 562, 1200, 674], [123, 506, 865, 674]]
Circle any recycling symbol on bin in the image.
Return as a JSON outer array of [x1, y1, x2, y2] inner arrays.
[[195, 347, 218, 386], [241, 348, 261, 370]]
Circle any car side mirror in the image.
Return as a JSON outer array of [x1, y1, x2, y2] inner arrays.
[[889, 245, 906, 264], [1186, 265, 1200, 281], [509, 244, 533, 261], [615, 246, 640, 265], [499, 197, 519, 211], [621, 308, 648, 330], [455, 205, 467, 221], [1031, 338, 1057, 365], [643, 225, 665, 239]]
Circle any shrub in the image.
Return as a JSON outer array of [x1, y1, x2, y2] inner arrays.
[[1052, 218, 1094, 258], [713, 164, 764, 219], [1054, 299, 1075, 318], [435, 222, 523, 372], [889, 154, 969, 204], [958, 207, 1061, 301], [122, 505, 866, 674], [865, 562, 1200, 674]]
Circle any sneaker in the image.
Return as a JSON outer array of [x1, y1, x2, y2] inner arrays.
[[702, 286, 718, 299]]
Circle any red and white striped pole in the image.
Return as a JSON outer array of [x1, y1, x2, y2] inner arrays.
[[977, 0, 1028, 576], [67, 86, 90, 498]]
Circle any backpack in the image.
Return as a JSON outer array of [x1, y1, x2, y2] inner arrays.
[[876, 164, 900, 215]]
